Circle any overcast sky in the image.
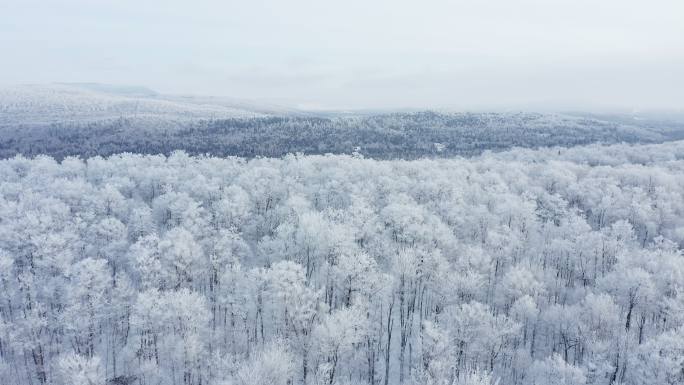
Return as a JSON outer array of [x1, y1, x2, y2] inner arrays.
[[2, 0, 683, 110]]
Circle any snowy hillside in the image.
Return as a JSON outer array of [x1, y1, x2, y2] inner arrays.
[[0, 104, 674, 159], [0, 84, 272, 126]]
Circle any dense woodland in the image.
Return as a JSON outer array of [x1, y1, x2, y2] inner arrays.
[[0, 141, 683, 385], [0, 112, 671, 160]]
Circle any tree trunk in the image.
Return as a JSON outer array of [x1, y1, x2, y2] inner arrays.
[[384, 299, 394, 385]]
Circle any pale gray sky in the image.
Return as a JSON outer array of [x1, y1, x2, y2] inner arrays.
[[2, 0, 684, 110]]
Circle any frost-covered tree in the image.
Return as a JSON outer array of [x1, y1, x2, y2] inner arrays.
[[0, 141, 682, 385]]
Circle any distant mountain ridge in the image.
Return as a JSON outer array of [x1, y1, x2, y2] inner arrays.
[[0, 84, 682, 160], [0, 83, 281, 126]]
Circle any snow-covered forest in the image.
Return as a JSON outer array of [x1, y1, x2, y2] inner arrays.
[[2, 110, 679, 161], [1, 141, 683, 385], [4, 85, 684, 161]]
